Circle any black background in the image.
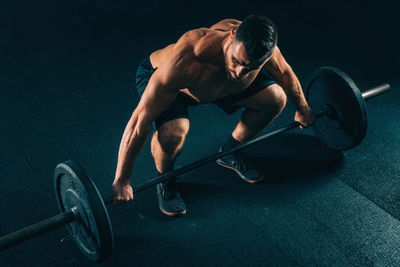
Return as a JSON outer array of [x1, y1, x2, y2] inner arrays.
[[1, 1, 400, 266]]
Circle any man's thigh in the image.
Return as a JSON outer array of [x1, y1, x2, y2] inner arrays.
[[233, 83, 287, 112]]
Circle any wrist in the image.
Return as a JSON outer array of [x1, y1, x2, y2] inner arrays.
[[297, 103, 310, 113], [113, 177, 130, 185]]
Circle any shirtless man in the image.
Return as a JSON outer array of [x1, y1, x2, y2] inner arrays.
[[112, 15, 315, 216]]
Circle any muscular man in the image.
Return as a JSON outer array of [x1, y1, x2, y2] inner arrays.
[[112, 15, 315, 216]]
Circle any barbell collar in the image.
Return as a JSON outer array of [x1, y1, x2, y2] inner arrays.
[[362, 83, 390, 100], [0, 77, 391, 257]]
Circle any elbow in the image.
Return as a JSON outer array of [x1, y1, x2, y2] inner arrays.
[[134, 115, 152, 137]]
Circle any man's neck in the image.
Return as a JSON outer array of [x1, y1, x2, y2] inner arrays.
[[221, 33, 232, 56]]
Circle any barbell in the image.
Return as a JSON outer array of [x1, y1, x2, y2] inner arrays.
[[0, 66, 391, 261]]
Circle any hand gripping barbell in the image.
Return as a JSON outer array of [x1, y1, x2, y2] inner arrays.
[[0, 66, 391, 261]]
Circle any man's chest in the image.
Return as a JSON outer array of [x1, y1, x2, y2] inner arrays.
[[180, 66, 260, 103]]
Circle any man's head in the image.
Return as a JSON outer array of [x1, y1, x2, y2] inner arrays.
[[224, 15, 278, 80]]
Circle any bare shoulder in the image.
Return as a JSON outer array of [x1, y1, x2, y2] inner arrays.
[[263, 46, 292, 77], [176, 28, 208, 45], [156, 38, 200, 88], [210, 18, 242, 31], [177, 27, 223, 60], [268, 46, 284, 64], [154, 27, 222, 88]]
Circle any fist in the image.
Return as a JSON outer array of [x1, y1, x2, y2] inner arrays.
[[112, 180, 134, 205], [294, 106, 315, 129]]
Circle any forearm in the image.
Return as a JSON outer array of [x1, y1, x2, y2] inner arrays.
[[114, 115, 151, 183], [280, 71, 309, 111]]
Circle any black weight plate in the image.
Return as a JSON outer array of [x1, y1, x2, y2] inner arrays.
[[54, 160, 114, 261], [305, 66, 367, 150]]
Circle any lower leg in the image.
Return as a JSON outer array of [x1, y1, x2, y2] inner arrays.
[[151, 131, 186, 173], [151, 125, 188, 216], [218, 108, 282, 183], [223, 107, 281, 151]]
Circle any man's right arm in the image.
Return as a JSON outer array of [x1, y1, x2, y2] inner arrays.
[[112, 52, 192, 203]]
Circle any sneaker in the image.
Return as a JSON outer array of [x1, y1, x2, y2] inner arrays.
[[216, 146, 264, 183], [156, 178, 186, 216]]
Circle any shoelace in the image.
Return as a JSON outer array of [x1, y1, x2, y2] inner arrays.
[[160, 179, 177, 199]]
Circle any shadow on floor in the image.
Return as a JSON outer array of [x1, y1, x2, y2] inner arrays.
[[240, 133, 343, 183], [171, 133, 344, 203]]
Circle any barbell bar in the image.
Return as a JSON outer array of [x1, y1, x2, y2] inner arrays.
[[0, 66, 391, 261]]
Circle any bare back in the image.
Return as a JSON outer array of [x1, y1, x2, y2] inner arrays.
[[149, 20, 262, 103]]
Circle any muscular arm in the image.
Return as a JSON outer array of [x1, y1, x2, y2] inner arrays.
[[263, 47, 309, 110], [114, 52, 192, 183]]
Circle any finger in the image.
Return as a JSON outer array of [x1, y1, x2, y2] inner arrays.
[[124, 195, 133, 202], [114, 197, 125, 205]]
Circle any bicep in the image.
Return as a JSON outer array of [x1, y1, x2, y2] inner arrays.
[[135, 71, 179, 126], [134, 56, 191, 126]]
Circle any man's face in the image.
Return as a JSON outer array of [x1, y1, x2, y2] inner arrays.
[[224, 39, 267, 80]]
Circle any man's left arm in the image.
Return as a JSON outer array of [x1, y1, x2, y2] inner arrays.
[[262, 47, 315, 128]]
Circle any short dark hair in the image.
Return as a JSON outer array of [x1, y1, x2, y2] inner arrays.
[[234, 15, 278, 63]]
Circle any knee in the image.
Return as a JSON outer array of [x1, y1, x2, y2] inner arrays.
[[158, 130, 186, 148], [268, 84, 287, 113], [157, 120, 189, 150]]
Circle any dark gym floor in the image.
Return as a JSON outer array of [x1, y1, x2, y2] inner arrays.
[[1, 1, 400, 266]]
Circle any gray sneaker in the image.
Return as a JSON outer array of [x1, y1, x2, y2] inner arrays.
[[156, 178, 186, 216], [216, 146, 264, 183]]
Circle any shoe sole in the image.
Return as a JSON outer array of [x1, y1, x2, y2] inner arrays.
[[216, 160, 264, 184], [159, 206, 187, 217]]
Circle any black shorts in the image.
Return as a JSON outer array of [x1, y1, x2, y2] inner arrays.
[[135, 55, 277, 131]]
